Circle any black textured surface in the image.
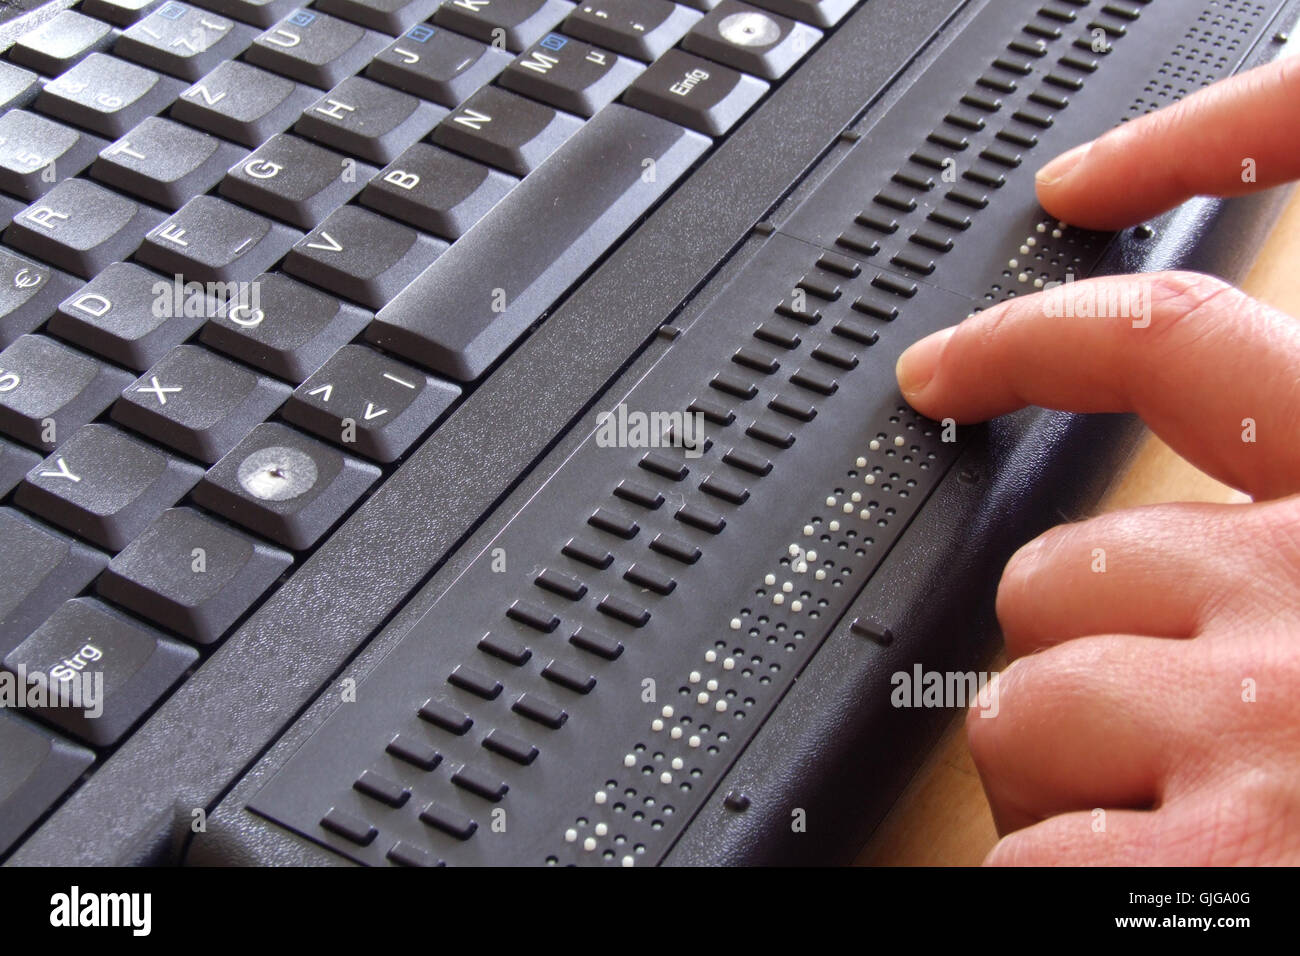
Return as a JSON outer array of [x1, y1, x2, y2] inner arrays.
[[9, 0, 970, 866]]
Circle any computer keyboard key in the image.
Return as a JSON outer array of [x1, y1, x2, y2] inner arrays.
[[188, 0, 300, 27], [15, 424, 203, 551], [5, 179, 165, 280], [282, 344, 460, 461], [220, 133, 375, 229], [0, 61, 40, 112], [748, 0, 853, 28], [137, 196, 304, 283], [192, 421, 380, 549], [0, 334, 135, 451], [246, 9, 388, 88], [0, 711, 94, 856], [0, 112, 107, 201], [2, 597, 198, 746], [366, 24, 512, 108], [199, 272, 371, 382], [432, 85, 583, 176], [171, 60, 318, 148], [316, 0, 440, 33], [91, 117, 245, 209], [564, 0, 702, 61], [83, 0, 167, 26], [372, 104, 707, 379], [0, 251, 80, 347], [284, 205, 447, 310], [49, 263, 207, 372], [36, 54, 186, 139], [112, 344, 292, 463], [0, 508, 108, 657], [623, 48, 767, 135], [360, 143, 517, 239], [434, 0, 575, 53], [0, 439, 40, 495], [501, 33, 644, 117], [295, 76, 447, 164], [116, 2, 258, 81], [682, 1, 821, 80], [98, 506, 292, 643], [9, 11, 116, 76]]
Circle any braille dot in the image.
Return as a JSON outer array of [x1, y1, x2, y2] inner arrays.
[[584, 837, 596, 851], [623, 754, 636, 768], [715, 700, 728, 713], [661, 706, 673, 718], [689, 671, 701, 683], [698, 692, 709, 704], [773, 593, 784, 605], [803, 524, 814, 536], [595, 791, 608, 805], [782, 581, 793, 593], [855, 457, 867, 467], [705, 650, 718, 663], [764, 573, 776, 586], [869, 440, 880, 451], [660, 772, 672, 784], [622, 855, 635, 867], [688, 735, 701, 748], [723, 657, 735, 671], [707, 679, 719, 692], [651, 718, 664, 731], [829, 520, 840, 532], [729, 617, 742, 630], [894, 436, 904, 447], [671, 757, 684, 770], [595, 822, 608, 836], [791, 600, 803, 612], [565, 829, 578, 843]]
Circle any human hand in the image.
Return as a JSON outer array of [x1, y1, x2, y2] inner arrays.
[[895, 57, 1300, 865]]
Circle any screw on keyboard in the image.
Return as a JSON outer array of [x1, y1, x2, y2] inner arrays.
[[191, 421, 380, 549]]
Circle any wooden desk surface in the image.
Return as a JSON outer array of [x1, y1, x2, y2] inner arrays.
[[856, 188, 1300, 866]]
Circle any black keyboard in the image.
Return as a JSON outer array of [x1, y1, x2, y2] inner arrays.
[[0, 0, 1296, 866]]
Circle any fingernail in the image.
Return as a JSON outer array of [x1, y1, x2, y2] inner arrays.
[[1035, 141, 1092, 187], [896, 326, 955, 398]]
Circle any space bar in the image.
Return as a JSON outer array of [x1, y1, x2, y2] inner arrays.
[[367, 105, 711, 382]]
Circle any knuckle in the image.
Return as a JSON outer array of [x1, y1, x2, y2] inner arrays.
[[1143, 270, 1239, 338]]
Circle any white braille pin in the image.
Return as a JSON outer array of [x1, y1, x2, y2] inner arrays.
[[698, 691, 709, 704], [729, 617, 741, 630], [689, 670, 701, 683], [851, 491, 861, 502], [671, 726, 682, 739], [1008, 258, 1019, 269], [595, 822, 608, 836], [661, 705, 673, 718], [782, 581, 792, 593], [1027, 237, 1037, 247], [807, 550, 817, 561], [855, 456, 867, 468], [583, 837, 597, 851], [1034, 278, 1044, 289], [829, 520, 840, 532], [595, 791, 607, 805], [565, 828, 578, 843], [764, 573, 776, 586], [869, 439, 880, 451], [722, 657, 735, 670], [864, 474, 876, 485], [624, 754, 636, 768], [671, 757, 684, 770], [791, 600, 803, 612], [894, 436, 904, 446], [825, 496, 837, 507], [803, 524, 814, 537], [794, 561, 807, 573], [1052, 229, 1062, 238], [1036, 223, 1046, 233], [773, 593, 784, 605], [688, 735, 701, 748], [860, 509, 870, 520], [1020, 244, 1030, 255], [715, 700, 727, 712], [660, 771, 672, 784], [842, 502, 853, 514], [622, 855, 635, 867], [705, 650, 718, 663], [651, 718, 664, 732], [815, 569, 827, 580], [788, 544, 800, 557], [1018, 272, 1029, 283], [707, 679, 719, 691]]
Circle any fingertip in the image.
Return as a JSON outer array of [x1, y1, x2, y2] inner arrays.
[[895, 325, 955, 406], [1034, 141, 1092, 190]]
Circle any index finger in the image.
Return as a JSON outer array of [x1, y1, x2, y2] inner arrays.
[[1035, 55, 1300, 230]]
